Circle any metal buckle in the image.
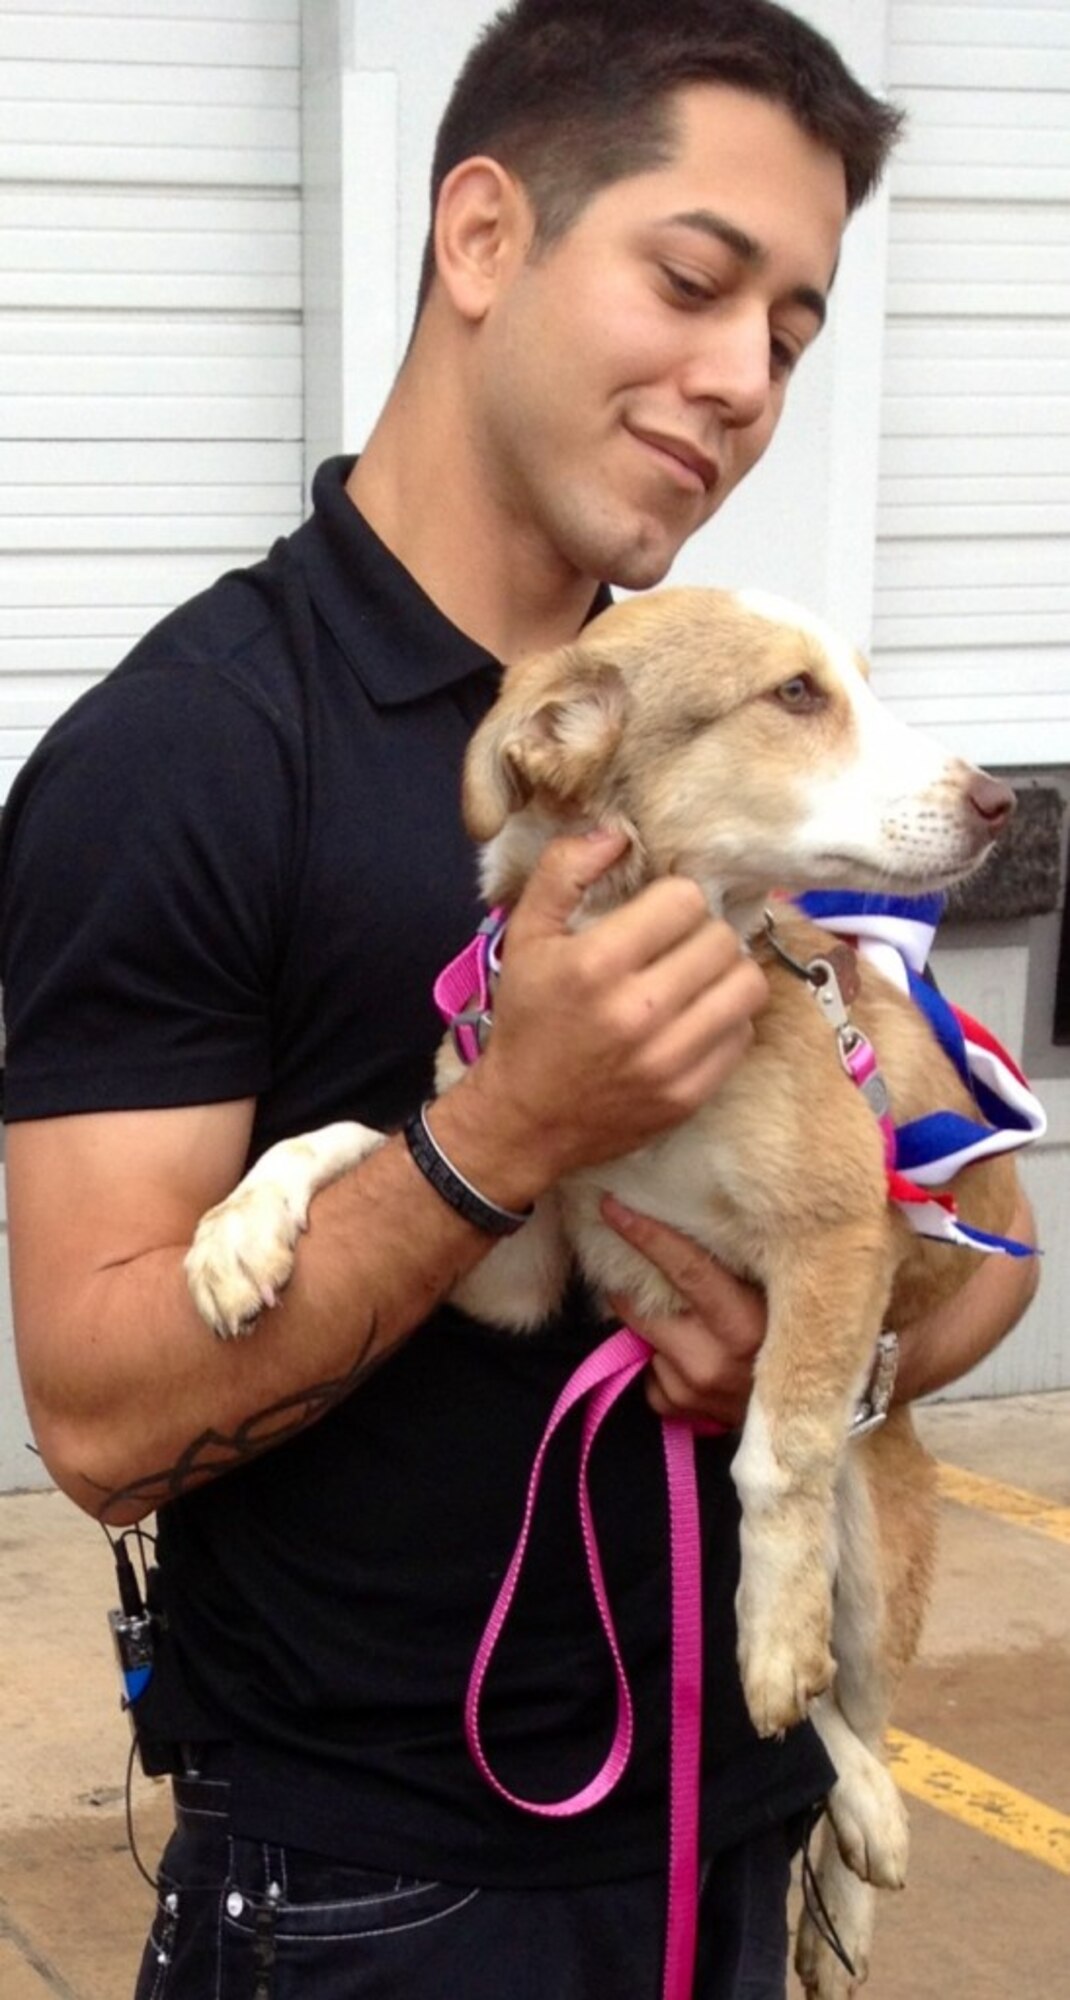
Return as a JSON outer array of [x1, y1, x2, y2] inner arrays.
[[451, 1004, 494, 1063]]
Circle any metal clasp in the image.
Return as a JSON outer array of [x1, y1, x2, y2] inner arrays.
[[807, 957, 851, 1032]]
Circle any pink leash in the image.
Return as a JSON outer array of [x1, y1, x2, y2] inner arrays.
[[464, 1327, 715, 2000], [437, 915, 718, 1996]]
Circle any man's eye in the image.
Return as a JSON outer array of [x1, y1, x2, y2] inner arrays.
[[770, 337, 801, 380], [661, 265, 713, 306]]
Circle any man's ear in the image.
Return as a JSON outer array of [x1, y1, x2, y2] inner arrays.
[[433, 157, 533, 321], [464, 652, 628, 840]]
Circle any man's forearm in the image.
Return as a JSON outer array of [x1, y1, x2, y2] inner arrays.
[[28, 1127, 512, 1527], [893, 1186, 1040, 1405]]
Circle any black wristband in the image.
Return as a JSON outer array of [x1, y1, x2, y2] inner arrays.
[[403, 1103, 534, 1238]]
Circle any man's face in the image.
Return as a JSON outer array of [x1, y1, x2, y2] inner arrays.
[[472, 85, 848, 592]]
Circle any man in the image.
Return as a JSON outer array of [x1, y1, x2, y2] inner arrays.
[[0, 2, 1036, 1995]]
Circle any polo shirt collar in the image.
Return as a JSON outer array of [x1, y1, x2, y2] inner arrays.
[[294, 456, 611, 706]]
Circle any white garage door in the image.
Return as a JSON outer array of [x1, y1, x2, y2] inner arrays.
[[0, 0, 304, 798], [874, 0, 1070, 766]]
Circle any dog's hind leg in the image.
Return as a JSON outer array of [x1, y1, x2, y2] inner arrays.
[[796, 1415, 939, 1994], [823, 1414, 938, 1874], [186, 1122, 385, 1338], [810, 1446, 911, 1889], [793, 1460, 897, 1998], [795, 1826, 875, 1999]]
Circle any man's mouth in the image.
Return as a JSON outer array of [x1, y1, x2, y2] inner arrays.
[[627, 427, 719, 495]]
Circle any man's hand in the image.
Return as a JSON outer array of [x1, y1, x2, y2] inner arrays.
[[602, 1194, 766, 1430], [603, 1184, 1040, 1431], [441, 830, 768, 1211]]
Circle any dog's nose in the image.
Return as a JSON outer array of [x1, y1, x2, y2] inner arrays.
[[968, 772, 1015, 829]]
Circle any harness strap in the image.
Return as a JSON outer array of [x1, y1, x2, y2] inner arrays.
[[433, 907, 507, 1064]]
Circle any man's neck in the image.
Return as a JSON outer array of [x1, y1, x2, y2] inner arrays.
[[346, 365, 602, 665]]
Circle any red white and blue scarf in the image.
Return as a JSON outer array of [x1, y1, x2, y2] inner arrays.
[[795, 892, 1045, 1259]]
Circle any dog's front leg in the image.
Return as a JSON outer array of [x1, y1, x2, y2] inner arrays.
[[731, 1229, 895, 1738], [186, 1122, 385, 1338]]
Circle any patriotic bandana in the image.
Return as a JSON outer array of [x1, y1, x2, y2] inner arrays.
[[795, 891, 1045, 1259]]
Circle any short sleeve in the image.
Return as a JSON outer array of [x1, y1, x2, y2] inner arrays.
[[0, 657, 300, 1120]]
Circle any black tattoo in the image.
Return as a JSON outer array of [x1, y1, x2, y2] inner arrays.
[[89, 1320, 381, 1522]]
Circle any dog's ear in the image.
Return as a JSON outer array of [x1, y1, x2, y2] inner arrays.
[[464, 650, 627, 840]]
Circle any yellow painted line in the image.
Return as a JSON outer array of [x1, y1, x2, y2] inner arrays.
[[935, 1461, 1070, 1547], [887, 1729, 1070, 1876]]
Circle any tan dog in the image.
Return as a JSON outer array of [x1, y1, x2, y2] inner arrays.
[[186, 587, 1024, 1997]]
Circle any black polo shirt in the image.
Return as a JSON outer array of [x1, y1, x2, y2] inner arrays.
[[0, 458, 830, 1882]]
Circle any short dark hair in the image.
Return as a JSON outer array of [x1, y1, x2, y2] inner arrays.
[[415, 0, 903, 313]]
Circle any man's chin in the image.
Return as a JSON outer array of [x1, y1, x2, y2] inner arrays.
[[595, 533, 681, 594]]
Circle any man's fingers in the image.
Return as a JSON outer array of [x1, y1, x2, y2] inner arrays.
[[608, 1286, 756, 1430], [510, 832, 726, 981], [603, 1198, 767, 1353], [507, 828, 631, 942], [644, 1355, 748, 1431], [624, 915, 767, 1037]]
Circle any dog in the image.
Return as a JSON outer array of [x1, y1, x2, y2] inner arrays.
[[186, 586, 1026, 1997]]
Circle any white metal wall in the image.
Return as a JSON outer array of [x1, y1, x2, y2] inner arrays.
[[874, 0, 1070, 766], [0, 0, 305, 801], [0, 0, 304, 1490], [878, 0, 1070, 1397]]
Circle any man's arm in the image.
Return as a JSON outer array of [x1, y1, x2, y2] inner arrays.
[[8, 831, 768, 1526], [890, 1184, 1039, 1403], [8, 1099, 517, 1527], [602, 1184, 1040, 1425]]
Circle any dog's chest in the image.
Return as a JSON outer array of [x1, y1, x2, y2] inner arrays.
[[558, 1037, 890, 1314]]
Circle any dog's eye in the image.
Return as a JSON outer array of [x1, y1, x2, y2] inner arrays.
[[773, 675, 824, 712]]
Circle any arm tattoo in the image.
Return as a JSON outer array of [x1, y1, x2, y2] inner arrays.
[[89, 1319, 380, 1522]]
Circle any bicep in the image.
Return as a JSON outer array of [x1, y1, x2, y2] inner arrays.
[[7, 1099, 255, 1348]]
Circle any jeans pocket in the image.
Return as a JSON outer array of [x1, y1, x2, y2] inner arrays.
[[223, 1869, 481, 1942], [219, 1849, 482, 1997]]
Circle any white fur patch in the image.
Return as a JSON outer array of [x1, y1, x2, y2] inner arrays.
[[733, 587, 986, 887]]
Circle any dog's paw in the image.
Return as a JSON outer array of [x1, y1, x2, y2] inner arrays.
[[795, 1846, 875, 1999], [827, 1758, 910, 1890], [740, 1640, 832, 1736], [738, 1624, 835, 1737], [186, 1180, 308, 1339], [795, 1913, 867, 2000], [185, 1123, 383, 1340]]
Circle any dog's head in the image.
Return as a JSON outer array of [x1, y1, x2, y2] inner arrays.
[[465, 587, 1013, 920]]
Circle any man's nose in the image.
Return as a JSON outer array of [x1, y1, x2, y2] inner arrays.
[[678, 308, 771, 430]]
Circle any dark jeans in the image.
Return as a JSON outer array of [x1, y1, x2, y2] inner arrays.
[[134, 1770, 794, 1999]]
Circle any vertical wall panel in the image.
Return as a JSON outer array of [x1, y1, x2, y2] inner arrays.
[[0, 1, 304, 1491], [875, 3, 1070, 765]]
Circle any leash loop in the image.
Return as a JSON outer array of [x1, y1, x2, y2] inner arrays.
[[464, 1327, 713, 2000], [464, 1328, 647, 1817]]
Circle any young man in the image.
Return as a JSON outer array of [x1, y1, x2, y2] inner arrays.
[[0, 3, 1036, 1995]]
